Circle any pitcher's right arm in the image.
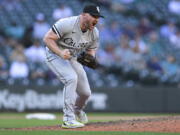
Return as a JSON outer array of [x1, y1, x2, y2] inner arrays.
[[43, 29, 71, 60]]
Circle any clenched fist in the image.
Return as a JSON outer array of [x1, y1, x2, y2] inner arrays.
[[60, 49, 72, 59]]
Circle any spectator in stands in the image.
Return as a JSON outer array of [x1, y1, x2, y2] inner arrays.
[[9, 43, 25, 62], [145, 31, 163, 57], [98, 23, 114, 45], [81, 0, 111, 8], [168, 0, 180, 15], [111, 2, 126, 13], [161, 55, 179, 77], [169, 29, 180, 49], [28, 61, 47, 85], [146, 56, 163, 73], [114, 34, 132, 64], [129, 44, 146, 71], [33, 13, 50, 39], [122, 24, 136, 39], [115, 35, 146, 71], [0, 55, 9, 82], [21, 26, 34, 48], [24, 39, 45, 63], [129, 32, 148, 54], [97, 42, 116, 67], [46, 69, 57, 81], [4, 21, 25, 40], [3, 38, 19, 58], [137, 17, 153, 36], [24, 38, 46, 84], [109, 21, 122, 43], [1, 0, 22, 11], [111, 0, 135, 13], [0, 37, 11, 59], [9, 44, 29, 79], [96, 0, 111, 8], [52, 3, 73, 21], [160, 20, 177, 39]]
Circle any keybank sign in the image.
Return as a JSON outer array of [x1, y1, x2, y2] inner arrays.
[[0, 89, 107, 112]]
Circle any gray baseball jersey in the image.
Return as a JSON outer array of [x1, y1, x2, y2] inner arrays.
[[52, 16, 99, 57], [45, 15, 100, 122]]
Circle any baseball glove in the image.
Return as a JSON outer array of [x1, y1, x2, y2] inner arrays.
[[77, 52, 99, 69]]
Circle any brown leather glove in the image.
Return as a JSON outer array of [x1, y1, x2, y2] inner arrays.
[[77, 52, 99, 69]]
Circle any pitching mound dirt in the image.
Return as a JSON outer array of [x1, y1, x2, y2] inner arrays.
[[7, 116, 180, 133]]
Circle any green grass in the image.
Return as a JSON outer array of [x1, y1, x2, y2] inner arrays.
[[0, 131, 179, 135], [0, 119, 60, 128], [0, 112, 173, 129], [0, 113, 179, 135]]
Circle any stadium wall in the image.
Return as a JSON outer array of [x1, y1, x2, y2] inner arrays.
[[0, 85, 179, 113]]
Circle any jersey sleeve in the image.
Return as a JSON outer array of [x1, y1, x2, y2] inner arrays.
[[87, 28, 100, 50], [52, 18, 72, 38]]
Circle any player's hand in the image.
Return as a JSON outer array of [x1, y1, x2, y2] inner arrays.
[[60, 49, 72, 59]]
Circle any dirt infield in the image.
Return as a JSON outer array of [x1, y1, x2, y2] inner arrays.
[[9, 116, 180, 133]]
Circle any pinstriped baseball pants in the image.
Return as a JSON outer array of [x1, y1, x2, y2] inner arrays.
[[45, 47, 91, 121]]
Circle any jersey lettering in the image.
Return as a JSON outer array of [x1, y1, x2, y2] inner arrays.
[[64, 38, 76, 47]]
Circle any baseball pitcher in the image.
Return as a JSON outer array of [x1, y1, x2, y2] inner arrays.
[[43, 4, 104, 128]]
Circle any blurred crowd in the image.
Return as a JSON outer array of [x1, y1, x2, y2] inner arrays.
[[0, 0, 180, 87]]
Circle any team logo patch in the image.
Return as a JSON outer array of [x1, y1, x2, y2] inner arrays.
[[96, 6, 100, 13]]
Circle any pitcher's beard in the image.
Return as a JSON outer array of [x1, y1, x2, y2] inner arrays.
[[83, 23, 89, 31], [83, 21, 94, 31]]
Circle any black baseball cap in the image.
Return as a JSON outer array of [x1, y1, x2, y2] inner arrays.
[[83, 5, 104, 18]]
